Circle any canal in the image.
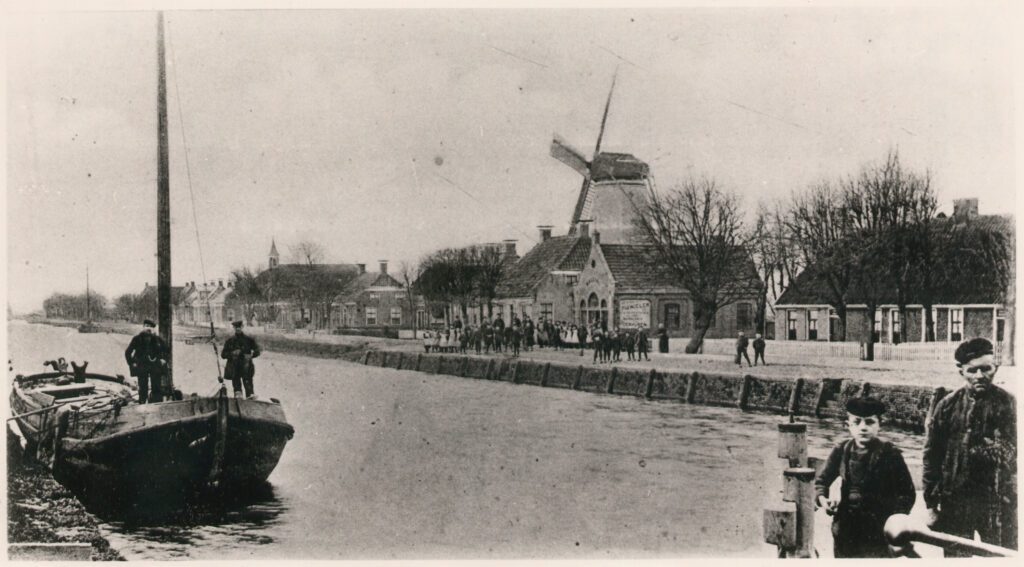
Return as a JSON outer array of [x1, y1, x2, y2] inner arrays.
[[7, 322, 927, 559]]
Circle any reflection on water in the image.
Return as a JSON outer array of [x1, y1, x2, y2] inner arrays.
[[10, 322, 927, 559]]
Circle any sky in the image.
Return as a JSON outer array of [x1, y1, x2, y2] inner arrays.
[[4, 3, 1019, 313]]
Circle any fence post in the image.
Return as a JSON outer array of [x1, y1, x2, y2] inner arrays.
[[541, 363, 551, 387], [362, 350, 371, 365], [685, 372, 699, 403], [396, 352, 404, 370], [645, 368, 656, 399], [512, 361, 521, 384], [572, 365, 584, 390], [606, 367, 618, 394], [788, 378, 804, 415], [380, 352, 388, 368], [485, 359, 495, 380], [813, 380, 829, 418], [415, 353, 423, 372], [782, 467, 816, 558], [436, 355, 444, 375], [739, 375, 753, 410], [460, 357, 469, 377]]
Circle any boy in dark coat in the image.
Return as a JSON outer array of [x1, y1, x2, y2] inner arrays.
[[814, 397, 916, 558], [624, 331, 636, 361], [637, 328, 650, 361]]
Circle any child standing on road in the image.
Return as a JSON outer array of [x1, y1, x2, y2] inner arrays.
[[814, 397, 917, 558]]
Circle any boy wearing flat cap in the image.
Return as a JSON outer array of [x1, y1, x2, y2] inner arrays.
[[814, 397, 916, 557], [222, 320, 261, 399], [923, 337, 1017, 555]]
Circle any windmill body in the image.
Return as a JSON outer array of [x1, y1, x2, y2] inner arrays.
[[550, 75, 653, 245]]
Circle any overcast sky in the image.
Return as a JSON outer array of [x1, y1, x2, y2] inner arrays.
[[5, 4, 1018, 313]]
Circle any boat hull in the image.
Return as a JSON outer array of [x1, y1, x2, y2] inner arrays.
[[10, 374, 293, 510]]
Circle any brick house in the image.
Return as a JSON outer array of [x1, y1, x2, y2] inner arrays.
[[492, 226, 591, 324], [572, 233, 761, 337], [774, 199, 1013, 346], [332, 261, 417, 332]]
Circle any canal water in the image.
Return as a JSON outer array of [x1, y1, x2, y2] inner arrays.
[[7, 322, 927, 559]]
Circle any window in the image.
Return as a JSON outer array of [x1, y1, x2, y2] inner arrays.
[[540, 303, 553, 320], [950, 308, 963, 342], [390, 307, 402, 326], [365, 307, 377, 326], [788, 311, 798, 340], [416, 309, 428, 328], [566, 274, 579, 285], [891, 309, 901, 344], [368, 292, 380, 301], [736, 303, 752, 330], [665, 303, 681, 330], [808, 309, 818, 341], [873, 310, 882, 343]]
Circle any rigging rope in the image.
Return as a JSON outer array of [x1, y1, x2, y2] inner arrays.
[[166, 19, 223, 382]]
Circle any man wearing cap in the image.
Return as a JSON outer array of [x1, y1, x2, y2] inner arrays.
[[815, 397, 916, 557], [923, 337, 1017, 554], [222, 320, 262, 399], [124, 319, 169, 404]]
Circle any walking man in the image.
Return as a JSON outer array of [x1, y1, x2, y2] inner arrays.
[[124, 319, 169, 404], [753, 333, 767, 366], [736, 331, 752, 367], [923, 338, 1017, 555], [637, 327, 650, 361], [222, 320, 262, 399]]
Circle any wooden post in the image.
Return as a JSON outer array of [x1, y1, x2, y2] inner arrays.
[[396, 352, 404, 370], [777, 422, 808, 468], [437, 355, 444, 374], [739, 375, 753, 410], [362, 350, 371, 365], [460, 357, 469, 377], [788, 378, 804, 415], [607, 367, 618, 394], [512, 361, 521, 384], [782, 467, 816, 558], [380, 352, 388, 367], [541, 363, 551, 387], [485, 359, 495, 380], [645, 368, 656, 399], [813, 380, 829, 418], [572, 365, 584, 390], [415, 353, 423, 372], [685, 372, 699, 404]]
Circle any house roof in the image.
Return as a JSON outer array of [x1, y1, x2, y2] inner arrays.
[[598, 244, 761, 294], [496, 236, 591, 298], [776, 214, 1014, 307]]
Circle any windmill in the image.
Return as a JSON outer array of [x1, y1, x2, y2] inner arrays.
[[550, 72, 652, 243]]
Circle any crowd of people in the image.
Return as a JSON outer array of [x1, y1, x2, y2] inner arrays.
[[421, 314, 651, 362]]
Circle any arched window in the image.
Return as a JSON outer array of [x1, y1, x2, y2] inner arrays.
[[588, 293, 600, 308]]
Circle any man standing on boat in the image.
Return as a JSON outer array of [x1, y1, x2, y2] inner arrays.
[[124, 319, 169, 404], [222, 320, 262, 399]]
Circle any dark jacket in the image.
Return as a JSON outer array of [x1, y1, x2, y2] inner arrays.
[[736, 336, 749, 351], [753, 337, 766, 352], [125, 332, 169, 376], [815, 438, 917, 520], [923, 385, 1017, 508], [222, 333, 261, 379]]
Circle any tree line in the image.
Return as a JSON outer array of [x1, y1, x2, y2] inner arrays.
[[635, 150, 1013, 357]]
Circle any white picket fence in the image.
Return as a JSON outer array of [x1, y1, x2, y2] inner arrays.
[[687, 338, 1009, 363]]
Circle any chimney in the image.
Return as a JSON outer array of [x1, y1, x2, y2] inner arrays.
[[379, 260, 388, 274], [357, 263, 366, 274], [953, 198, 979, 219], [503, 239, 517, 258], [578, 221, 590, 238], [593, 230, 601, 244], [538, 225, 553, 242], [218, 279, 224, 288], [227, 281, 233, 289]]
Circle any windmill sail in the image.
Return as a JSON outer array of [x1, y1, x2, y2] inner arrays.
[[550, 135, 590, 177]]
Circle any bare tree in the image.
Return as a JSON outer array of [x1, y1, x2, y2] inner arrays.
[[785, 180, 855, 340], [290, 240, 325, 266], [634, 176, 759, 353], [750, 202, 805, 335], [471, 245, 507, 318], [230, 266, 266, 325], [399, 261, 422, 333]]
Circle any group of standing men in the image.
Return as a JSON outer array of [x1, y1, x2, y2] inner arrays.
[[124, 319, 262, 402]]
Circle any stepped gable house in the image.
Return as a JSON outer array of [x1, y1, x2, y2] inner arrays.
[[492, 226, 591, 324], [572, 233, 761, 336], [774, 198, 1013, 345]]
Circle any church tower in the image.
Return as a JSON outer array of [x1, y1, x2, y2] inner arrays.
[[269, 239, 279, 269]]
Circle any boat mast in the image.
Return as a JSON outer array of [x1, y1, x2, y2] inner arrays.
[[157, 12, 174, 388], [85, 265, 91, 323]]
